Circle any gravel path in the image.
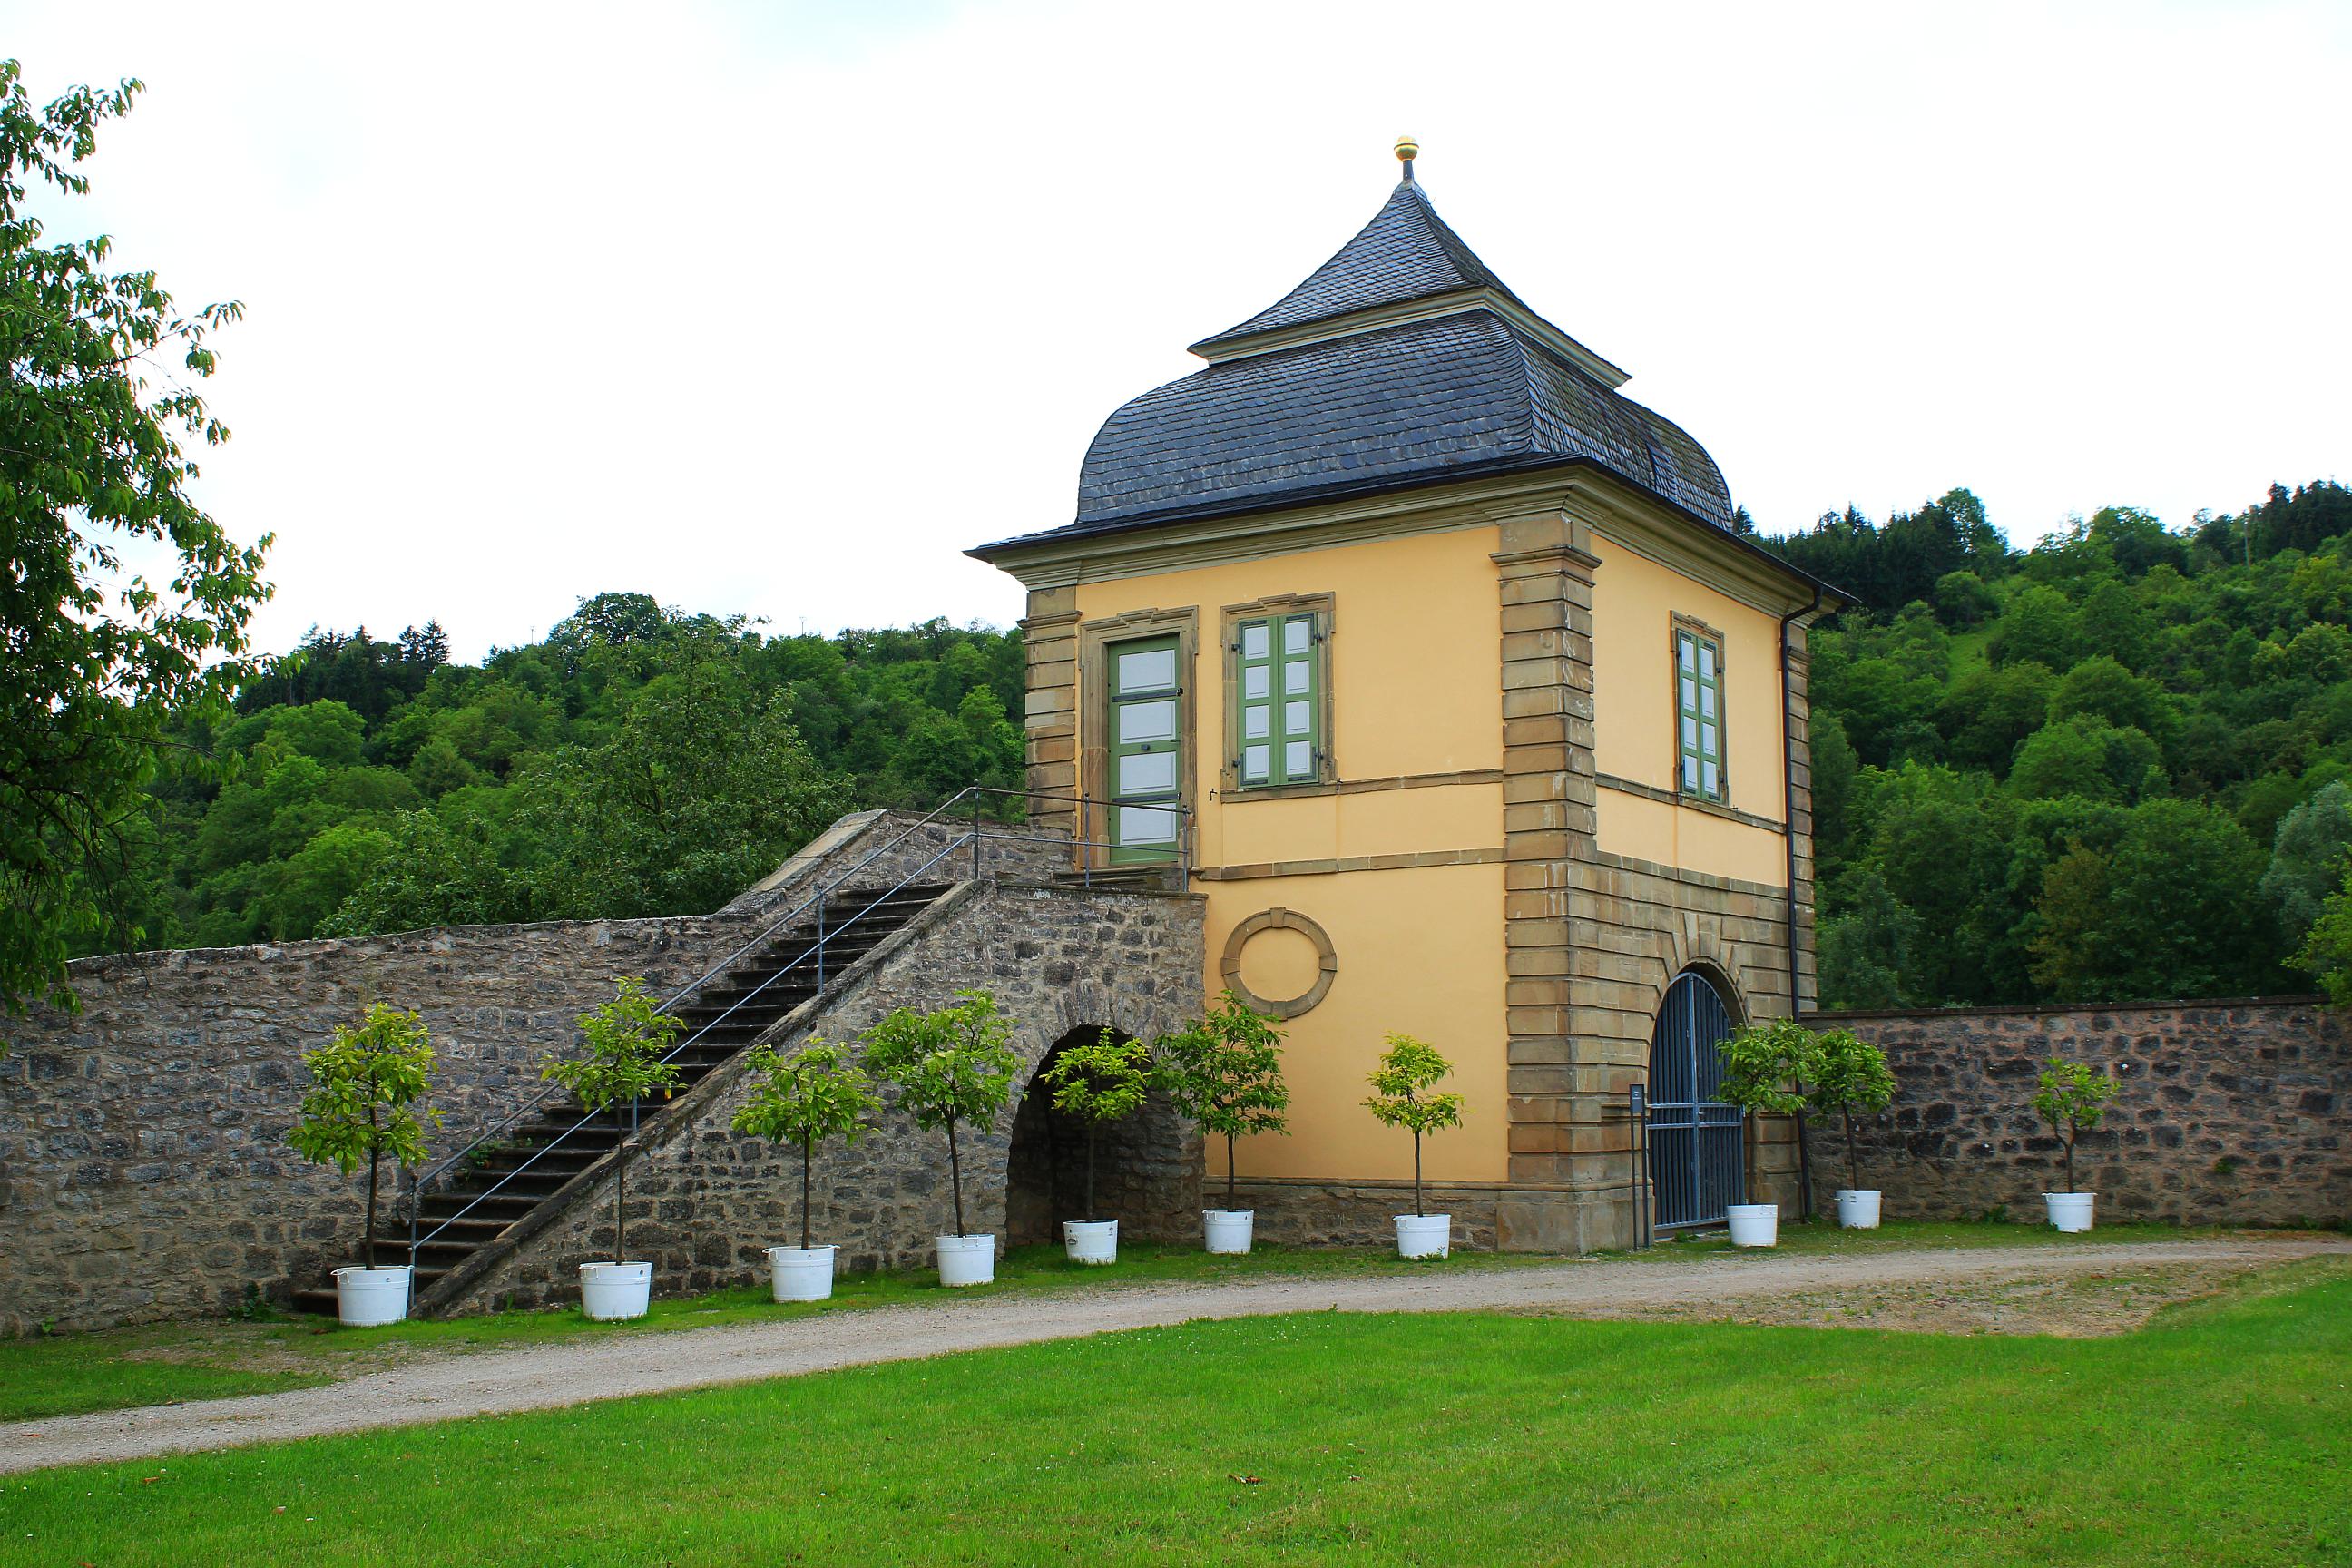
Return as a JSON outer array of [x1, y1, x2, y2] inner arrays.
[[5, 1237, 2341, 1475]]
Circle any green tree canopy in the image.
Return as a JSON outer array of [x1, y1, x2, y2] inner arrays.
[[2, 62, 271, 1017]]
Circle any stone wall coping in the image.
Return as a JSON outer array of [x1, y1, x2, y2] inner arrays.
[[1806, 994, 2328, 1024]]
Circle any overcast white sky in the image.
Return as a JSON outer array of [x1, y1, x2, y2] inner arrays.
[[11, 1, 2349, 659]]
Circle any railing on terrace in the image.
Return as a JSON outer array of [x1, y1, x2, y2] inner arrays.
[[401, 785, 1193, 1271]]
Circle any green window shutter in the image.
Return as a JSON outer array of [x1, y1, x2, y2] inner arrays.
[[1235, 612, 1322, 787], [1675, 629, 1725, 801]]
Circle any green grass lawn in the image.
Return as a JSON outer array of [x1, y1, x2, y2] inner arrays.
[[3, 1220, 2293, 1426], [0, 1240, 1552, 1424], [3, 1259, 2344, 1566]]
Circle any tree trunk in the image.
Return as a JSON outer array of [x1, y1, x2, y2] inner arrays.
[[1413, 1132, 1425, 1219], [363, 1101, 380, 1264], [365, 1151, 380, 1266], [947, 1117, 966, 1237], [1225, 1132, 1239, 1210], [800, 1132, 815, 1250], [2063, 1130, 2076, 1194], [613, 1102, 627, 1262], [1085, 1122, 1098, 1220], [1844, 1107, 1860, 1193]]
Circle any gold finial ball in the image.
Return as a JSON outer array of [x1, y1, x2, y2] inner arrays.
[[1394, 134, 1419, 163]]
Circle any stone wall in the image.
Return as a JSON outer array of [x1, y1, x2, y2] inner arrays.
[[0, 811, 1070, 1333], [434, 879, 1205, 1315], [1809, 996, 2352, 1225]]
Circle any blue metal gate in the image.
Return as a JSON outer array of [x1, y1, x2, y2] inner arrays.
[[1646, 972, 1744, 1228]]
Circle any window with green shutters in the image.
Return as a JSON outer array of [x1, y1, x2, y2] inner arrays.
[[1105, 633, 1182, 862], [1232, 609, 1324, 789], [1675, 625, 1726, 802]]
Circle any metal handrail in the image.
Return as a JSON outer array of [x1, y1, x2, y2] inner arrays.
[[402, 785, 1193, 1268]]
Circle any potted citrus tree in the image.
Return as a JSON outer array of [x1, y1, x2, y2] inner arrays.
[[540, 977, 681, 1320], [1153, 991, 1291, 1254], [864, 988, 1021, 1286], [2033, 1058, 2116, 1232], [1363, 1034, 1465, 1259], [731, 1037, 881, 1301], [1713, 1018, 1821, 1247], [1808, 1025, 1897, 1229], [1039, 1029, 1151, 1265], [288, 1003, 440, 1325]]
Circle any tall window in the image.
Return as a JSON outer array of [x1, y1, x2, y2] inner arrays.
[[1233, 609, 1324, 788], [1106, 635, 1181, 861], [1674, 625, 1725, 802]]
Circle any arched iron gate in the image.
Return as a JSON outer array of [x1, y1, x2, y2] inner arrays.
[[1646, 972, 1744, 1228]]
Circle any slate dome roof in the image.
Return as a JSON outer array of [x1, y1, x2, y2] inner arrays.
[[979, 163, 1737, 555]]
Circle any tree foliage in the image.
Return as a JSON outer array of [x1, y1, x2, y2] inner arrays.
[[1152, 991, 1291, 1211], [1040, 1029, 1152, 1220], [730, 1038, 881, 1250], [74, 603, 1022, 956], [2031, 1059, 2117, 1194], [2, 62, 272, 1017], [1771, 480, 2352, 1007], [1712, 1018, 1820, 1118], [540, 977, 682, 1264], [286, 1003, 439, 1252], [1807, 1027, 1896, 1194], [863, 989, 1021, 1239], [2292, 863, 2352, 1008], [1362, 1033, 1465, 1219]]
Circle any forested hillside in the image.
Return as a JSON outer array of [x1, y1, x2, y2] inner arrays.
[[90, 596, 1024, 953], [1772, 481, 2352, 1008]]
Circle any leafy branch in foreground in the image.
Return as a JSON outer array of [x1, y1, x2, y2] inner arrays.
[[1, 59, 270, 1019]]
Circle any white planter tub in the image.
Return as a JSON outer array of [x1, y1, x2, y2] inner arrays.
[[579, 1260, 652, 1320], [1394, 1212, 1451, 1259], [1835, 1190, 1882, 1230], [1202, 1209, 1255, 1255], [1063, 1220, 1119, 1266], [936, 1233, 996, 1287], [1725, 1203, 1779, 1248], [2043, 1191, 2096, 1232], [332, 1264, 412, 1327], [766, 1244, 837, 1302]]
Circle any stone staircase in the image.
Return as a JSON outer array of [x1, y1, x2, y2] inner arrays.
[[289, 880, 953, 1317]]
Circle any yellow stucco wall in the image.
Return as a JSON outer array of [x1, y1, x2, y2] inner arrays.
[[1202, 864, 1509, 1183], [1587, 533, 1788, 883], [1072, 524, 1509, 1182]]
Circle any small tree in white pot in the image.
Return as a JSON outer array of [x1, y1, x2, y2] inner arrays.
[[1153, 991, 1291, 1255], [1364, 1034, 1465, 1259], [289, 1004, 440, 1326], [1040, 1029, 1151, 1265], [1807, 1026, 1896, 1230], [732, 1038, 881, 1302], [540, 977, 681, 1320], [1713, 1018, 1821, 1248], [865, 988, 1021, 1287], [2033, 1058, 2116, 1232]]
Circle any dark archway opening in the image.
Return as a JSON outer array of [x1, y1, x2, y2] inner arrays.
[[1005, 1026, 1194, 1246]]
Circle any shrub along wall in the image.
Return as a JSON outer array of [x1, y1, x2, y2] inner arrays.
[[1808, 996, 2351, 1226], [0, 812, 1059, 1334]]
